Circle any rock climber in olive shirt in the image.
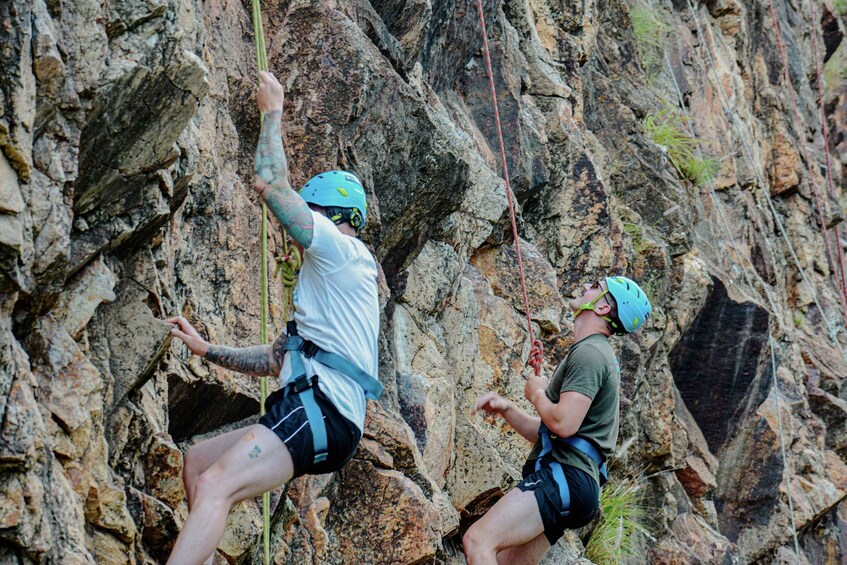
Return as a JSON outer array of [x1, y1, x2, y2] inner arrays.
[[464, 276, 652, 564]]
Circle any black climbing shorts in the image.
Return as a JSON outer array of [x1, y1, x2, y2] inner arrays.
[[518, 458, 600, 545], [258, 383, 362, 478]]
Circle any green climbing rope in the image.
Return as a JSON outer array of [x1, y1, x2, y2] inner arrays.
[[251, 1, 300, 563]]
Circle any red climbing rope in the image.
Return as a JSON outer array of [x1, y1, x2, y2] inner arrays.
[[474, 0, 543, 377], [808, 0, 847, 319], [767, 0, 847, 323]]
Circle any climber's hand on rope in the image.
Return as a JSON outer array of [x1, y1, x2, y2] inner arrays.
[[472, 391, 511, 417], [256, 71, 284, 113], [254, 177, 272, 198], [166, 316, 210, 357], [524, 372, 548, 405]]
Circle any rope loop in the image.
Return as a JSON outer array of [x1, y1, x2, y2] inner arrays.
[[273, 245, 301, 288], [528, 339, 544, 376]]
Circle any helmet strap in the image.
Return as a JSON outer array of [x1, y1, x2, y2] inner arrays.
[[325, 207, 364, 231], [575, 289, 621, 332], [575, 289, 609, 316]]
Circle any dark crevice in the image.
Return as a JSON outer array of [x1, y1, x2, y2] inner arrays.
[[669, 277, 770, 454]]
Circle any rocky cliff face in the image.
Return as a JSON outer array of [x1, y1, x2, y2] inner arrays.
[[3, 0, 847, 563]]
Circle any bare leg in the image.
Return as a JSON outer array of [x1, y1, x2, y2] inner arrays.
[[496, 533, 550, 565], [183, 427, 253, 509], [167, 425, 294, 565], [463, 488, 547, 565]]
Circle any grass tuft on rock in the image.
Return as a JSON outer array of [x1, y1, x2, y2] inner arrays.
[[585, 474, 649, 564], [823, 43, 847, 96], [630, 3, 670, 78], [642, 103, 721, 186]]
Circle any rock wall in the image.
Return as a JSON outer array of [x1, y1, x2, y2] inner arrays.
[[2, 0, 847, 563]]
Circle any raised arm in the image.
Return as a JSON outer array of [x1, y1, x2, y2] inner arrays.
[[253, 71, 314, 249], [167, 316, 287, 378]]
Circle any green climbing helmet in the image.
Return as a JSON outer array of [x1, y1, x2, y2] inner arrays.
[[605, 276, 652, 334], [300, 170, 367, 230]]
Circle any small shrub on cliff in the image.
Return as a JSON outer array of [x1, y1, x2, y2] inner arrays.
[[630, 4, 670, 77], [584, 474, 649, 564], [823, 43, 847, 96], [679, 155, 721, 187], [642, 104, 721, 186]]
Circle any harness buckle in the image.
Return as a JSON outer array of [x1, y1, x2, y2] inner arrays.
[[299, 340, 320, 358], [291, 375, 314, 394]]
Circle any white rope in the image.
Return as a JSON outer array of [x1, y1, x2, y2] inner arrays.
[[769, 336, 802, 563], [640, 2, 824, 558], [663, 52, 771, 310], [683, 0, 847, 365]]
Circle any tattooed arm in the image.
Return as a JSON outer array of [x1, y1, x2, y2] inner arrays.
[[167, 316, 287, 378], [204, 332, 288, 377], [254, 71, 314, 249]]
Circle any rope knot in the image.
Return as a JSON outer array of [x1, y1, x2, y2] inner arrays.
[[528, 339, 544, 376], [273, 246, 302, 288]]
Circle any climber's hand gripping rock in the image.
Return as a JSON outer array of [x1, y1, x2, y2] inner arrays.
[[166, 316, 210, 357]]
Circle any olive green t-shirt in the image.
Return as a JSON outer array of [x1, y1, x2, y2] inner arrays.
[[527, 334, 620, 484]]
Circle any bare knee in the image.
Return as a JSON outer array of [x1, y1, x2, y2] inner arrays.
[[183, 446, 206, 493], [193, 467, 230, 507], [463, 524, 494, 563]]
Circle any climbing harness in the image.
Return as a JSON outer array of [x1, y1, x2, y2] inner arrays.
[[282, 321, 382, 463], [474, 0, 543, 378], [535, 422, 608, 515]]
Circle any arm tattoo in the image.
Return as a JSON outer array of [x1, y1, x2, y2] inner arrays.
[[270, 332, 287, 375], [255, 110, 314, 248], [255, 111, 290, 189], [204, 332, 288, 377], [205, 344, 274, 377], [265, 188, 314, 248]]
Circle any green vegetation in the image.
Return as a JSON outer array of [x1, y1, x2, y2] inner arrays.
[[835, 0, 847, 14], [680, 155, 722, 187], [642, 103, 721, 186], [630, 3, 670, 78], [631, 5, 669, 48], [823, 43, 847, 96], [585, 474, 650, 564]]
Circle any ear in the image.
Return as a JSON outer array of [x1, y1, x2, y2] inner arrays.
[[595, 302, 612, 317]]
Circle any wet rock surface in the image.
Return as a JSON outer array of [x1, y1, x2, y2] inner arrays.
[[2, 0, 847, 563]]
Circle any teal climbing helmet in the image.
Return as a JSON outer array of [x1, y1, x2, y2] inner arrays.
[[605, 276, 652, 334], [300, 170, 367, 230]]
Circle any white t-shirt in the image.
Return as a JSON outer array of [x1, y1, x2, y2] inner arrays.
[[278, 211, 379, 431]]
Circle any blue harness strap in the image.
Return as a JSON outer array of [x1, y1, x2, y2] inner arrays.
[[536, 423, 571, 516], [561, 435, 608, 485], [282, 321, 382, 465], [535, 423, 608, 516]]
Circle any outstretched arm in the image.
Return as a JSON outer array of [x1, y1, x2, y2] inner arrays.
[[167, 316, 288, 378], [205, 333, 287, 377], [254, 71, 314, 249], [474, 392, 540, 443]]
